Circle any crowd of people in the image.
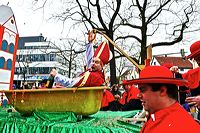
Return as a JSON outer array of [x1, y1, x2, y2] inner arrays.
[[10, 31, 200, 132], [100, 83, 143, 111]]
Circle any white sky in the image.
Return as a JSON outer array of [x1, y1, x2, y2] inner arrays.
[[0, 0, 66, 40], [0, 0, 196, 57]]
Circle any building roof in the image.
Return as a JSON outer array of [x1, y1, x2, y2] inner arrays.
[[153, 56, 193, 69], [18, 35, 45, 49]]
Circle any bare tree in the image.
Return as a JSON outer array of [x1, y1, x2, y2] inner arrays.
[[116, 0, 200, 64], [32, 0, 122, 85], [41, 39, 86, 78], [32, 0, 200, 85]]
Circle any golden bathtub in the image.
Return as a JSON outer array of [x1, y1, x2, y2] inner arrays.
[[3, 86, 107, 116]]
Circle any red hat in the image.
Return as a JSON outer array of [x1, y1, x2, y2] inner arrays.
[[187, 41, 200, 59], [94, 41, 112, 65], [121, 80, 129, 85], [123, 66, 188, 86], [162, 63, 173, 69]]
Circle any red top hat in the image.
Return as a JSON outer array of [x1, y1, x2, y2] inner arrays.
[[187, 40, 200, 59], [123, 66, 188, 86], [94, 41, 112, 66]]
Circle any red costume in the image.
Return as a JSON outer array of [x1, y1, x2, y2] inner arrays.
[[74, 41, 110, 87], [182, 67, 200, 89], [101, 90, 115, 108], [74, 71, 105, 87], [140, 102, 200, 133], [54, 41, 112, 88], [183, 40, 200, 89], [125, 66, 198, 132], [120, 86, 140, 105]]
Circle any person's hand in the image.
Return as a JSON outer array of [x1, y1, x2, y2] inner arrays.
[[50, 68, 57, 77], [114, 94, 120, 99], [88, 30, 96, 43], [185, 96, 200, 106], [170, 66, 179, 73], [114, 94, 121, 101]]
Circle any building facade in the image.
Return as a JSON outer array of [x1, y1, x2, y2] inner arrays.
[[13, 35, 67, 89]]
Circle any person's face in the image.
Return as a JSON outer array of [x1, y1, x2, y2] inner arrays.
[[123, 84, 130, 92], [41, 83, 46, 88], [114, 86, 118, 91], [91, 57, 103, 71], [194, 56, 200, 66], [137, 84, 161, 114]]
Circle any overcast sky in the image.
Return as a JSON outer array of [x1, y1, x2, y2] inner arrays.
[[0, 0, 195, 57], [0, 0, 66, 40]]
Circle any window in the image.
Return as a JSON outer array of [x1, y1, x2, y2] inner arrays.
[[2, 40, 8, 51], [6, 59, 12, 70], [50, 54, 56, 61], [0, 57, 5, 68], [9, 43, 14, 53]]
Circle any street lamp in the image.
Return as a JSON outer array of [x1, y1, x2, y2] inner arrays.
[[180, 49, 185, 58]]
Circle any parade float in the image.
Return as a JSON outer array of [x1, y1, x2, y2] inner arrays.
[[0, 4, 145, 133], [1, 29, 146, 116], [0, 4, 107, 116], [3, 87, 106, 116]]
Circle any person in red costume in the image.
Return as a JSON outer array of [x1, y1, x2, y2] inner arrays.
[[170, 41, 200, 119], [50, 31, 112, 87], [100, 89, 115, 111], [126, 66, 199, 132], [110, 84, 121, 101], [106, 81, 142, 111], [162, 63, 189, 106], [183, 41, 200, 120], [182, 41, 200, 94], [119, 82, 143, 111]]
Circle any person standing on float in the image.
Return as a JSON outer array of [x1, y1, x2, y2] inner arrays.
[[50, 30, 112, 87]]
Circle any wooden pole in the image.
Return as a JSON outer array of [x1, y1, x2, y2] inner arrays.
[[94, 29, 144, 70], [122, 117, 147, 122]]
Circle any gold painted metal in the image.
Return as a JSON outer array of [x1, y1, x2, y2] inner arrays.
[[4, 86, 107, 115], [147, 44, 152, 60], [94, 29, 144, 70]]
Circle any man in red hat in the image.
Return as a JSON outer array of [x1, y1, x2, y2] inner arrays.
[[49, 31, 112, 87], [182, 40, 200, 119], [183, 40, 200, 91], [126, 66, 199, 132]]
